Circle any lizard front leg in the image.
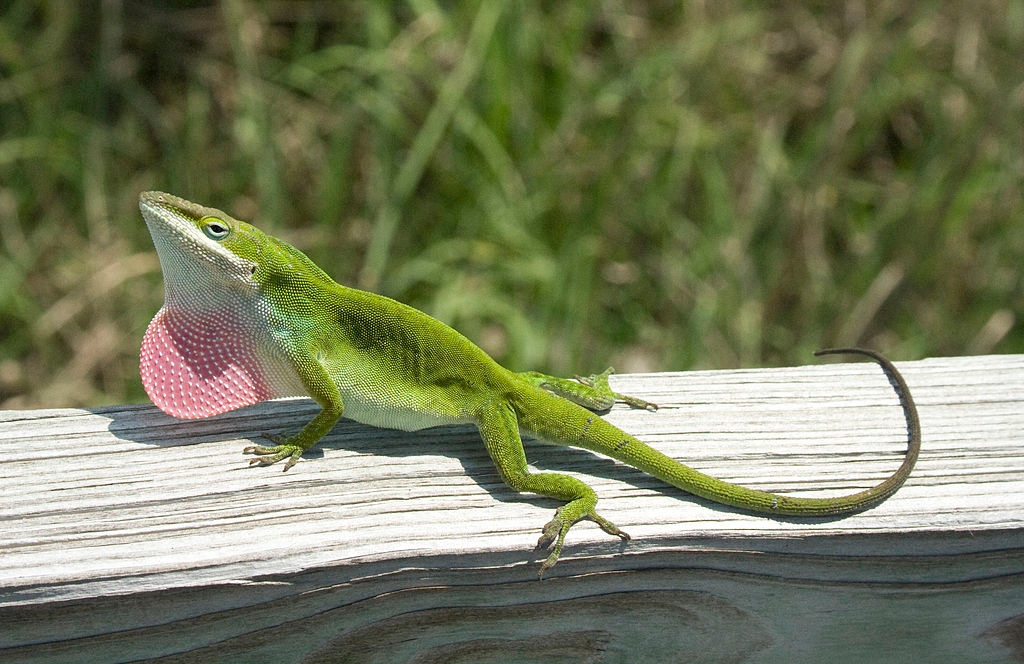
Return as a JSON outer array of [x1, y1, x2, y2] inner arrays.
[[244, 356, 344, 471]]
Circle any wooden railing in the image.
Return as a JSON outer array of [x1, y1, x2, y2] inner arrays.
[[2, 355, 1022, 662]]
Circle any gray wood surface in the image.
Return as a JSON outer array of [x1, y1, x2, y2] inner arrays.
[[1, 354, 1022, 663]]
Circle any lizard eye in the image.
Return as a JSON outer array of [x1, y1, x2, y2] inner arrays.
[[201, 218, 230, 240]]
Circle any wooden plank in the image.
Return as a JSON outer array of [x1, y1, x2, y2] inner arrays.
[[1, 354, 1022, 663]]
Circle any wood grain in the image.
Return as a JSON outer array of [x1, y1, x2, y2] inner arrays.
[[1, 354, 1022, 662]]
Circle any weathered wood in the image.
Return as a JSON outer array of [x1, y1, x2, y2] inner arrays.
[[1, 354, 1022, 663]]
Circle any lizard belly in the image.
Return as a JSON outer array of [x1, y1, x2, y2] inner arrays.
[[337, 384, 469, 432]]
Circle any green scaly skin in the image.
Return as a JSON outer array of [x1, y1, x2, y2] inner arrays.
[[139, 192, 921, 578]]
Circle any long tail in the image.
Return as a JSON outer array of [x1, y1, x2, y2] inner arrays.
[[530, 348, 921, 516]]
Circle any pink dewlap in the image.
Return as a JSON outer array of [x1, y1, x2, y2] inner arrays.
[[140, 306, 277, 419]]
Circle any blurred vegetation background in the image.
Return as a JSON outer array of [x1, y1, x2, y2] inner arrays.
[[1, 1, 1022, 410]]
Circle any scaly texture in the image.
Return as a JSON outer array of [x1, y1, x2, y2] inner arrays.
[[140, 306, 277, 418], [138, 191, 921, 576]]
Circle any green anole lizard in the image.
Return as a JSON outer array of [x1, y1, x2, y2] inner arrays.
[[139, 191, 921, 577]]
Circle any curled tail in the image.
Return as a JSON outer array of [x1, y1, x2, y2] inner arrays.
[[531, 348, 921, 517]]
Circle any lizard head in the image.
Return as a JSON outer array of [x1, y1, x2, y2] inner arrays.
[[138, 191, 310, 418], [140, 191, 333, 307], [139, 191, 265, 308]]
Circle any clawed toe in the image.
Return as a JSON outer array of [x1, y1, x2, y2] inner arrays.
[[243, 442, 303, 471], [534, 507, 630, 578]]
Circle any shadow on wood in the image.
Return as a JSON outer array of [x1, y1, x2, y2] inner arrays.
[[1, 355, 1023, 662]]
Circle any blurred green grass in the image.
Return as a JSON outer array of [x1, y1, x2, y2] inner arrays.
[[1, 1, 1022, 409]]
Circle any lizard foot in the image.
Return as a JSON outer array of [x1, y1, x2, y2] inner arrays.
[[519, 367, 658, 412], [576, 368, 659, 412], [535, 505, 630, 578], [243, 436, 304, 471]]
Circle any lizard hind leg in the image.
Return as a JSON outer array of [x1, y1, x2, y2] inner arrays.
[[518, 368, 657, 412], [476, 402, 630, 578], [536, 500, 631, 578]]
